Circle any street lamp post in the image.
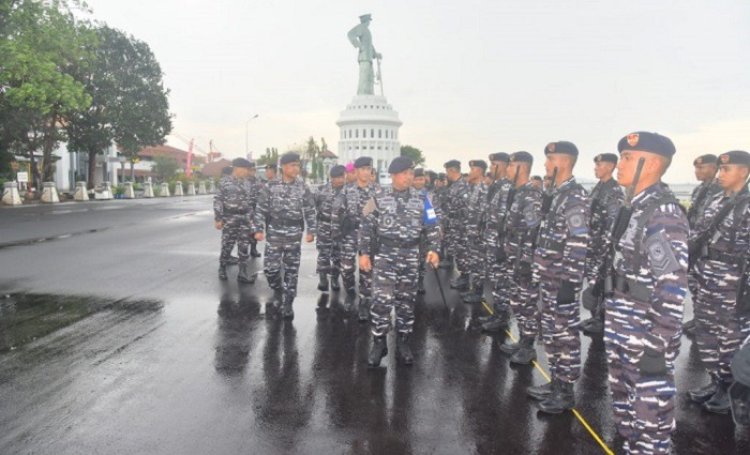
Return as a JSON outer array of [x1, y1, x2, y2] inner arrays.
[[245, 114, 259, 159]]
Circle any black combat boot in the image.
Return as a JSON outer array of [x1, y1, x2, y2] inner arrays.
[[527, 378, 555, 400], [450, 273, 469, 290], [266, 287, 283, 315], [538, 380, 575, 414], [218, 264, 228, 280], [317, 273, 329, 292], [689, 376, 718, 404], [703, 381, 731, 414], [344, 289, 357, 312], [368, 336, 388, 368], [358, 298, 370, 323], [237, 263, 253, 283], [510, 336, 537, 365], [330, 271, 341, 291], [481, 311, 510, 333], [396, 333, 414, 365], [281, 294, 295, 320]]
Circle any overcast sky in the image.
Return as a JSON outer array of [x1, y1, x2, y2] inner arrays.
[[83, 0, 749, 183]]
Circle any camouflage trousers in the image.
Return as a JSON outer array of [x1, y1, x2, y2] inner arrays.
[[465, 231, 485, 289], [443, 219, 458, 260], [453, 225, 471, 274], [370, 247, 419, 337], [341, 232, 372, 298], [487, 243, 511, 313], [505, 260, 539, 338], [539, 277, 581, 383], [694, 262, 750, 383], [220, 215, 251, 265], [263, 238, 302, 300], [315, 222, 340, 275]]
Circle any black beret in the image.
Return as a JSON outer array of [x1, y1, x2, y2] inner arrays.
[[232, 158, 253, 168], [414, 168, 424, 177], [443, 160, 461, 170], [693, 154, 718, 166], [732, 343, 750, 387], [266, 164, 277, 171], [594, 153, 618, 164], [510, 151, 533, 164], [489, 152, 510, 163], [617, 131, 676, 157], [438, 172, 446, 179], [329, 165, 346, 178], [388, 156, 414, 174], [222, 166, 233, 175], [469, 160, 488, 171], [718, 150, 750, 166], [545, 141, 579, 157], [426, 170, 437, 180], [354, 156, 373, 168], [279, 152, 300, 165]]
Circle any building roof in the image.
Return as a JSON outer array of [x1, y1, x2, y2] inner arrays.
[[200, 159, 233, 178], [138, 144, 206, 165]]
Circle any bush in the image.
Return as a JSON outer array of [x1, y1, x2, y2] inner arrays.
[[114, 184, 125, 196]]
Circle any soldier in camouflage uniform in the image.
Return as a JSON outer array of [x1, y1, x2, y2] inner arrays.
[[442, 160, 471, 290], [684, 154, 722, 336], [461, 160, 489, 303], [434, 172, 451, 268], [314, 165, 347, 293], [246, 162, 262, 258], [214, 158, 257, 282], [580, 153, 624, 335], [479, 153, 514, 330], [412, 168, 429, 294], [253, 152, 316, 319], [526, 141, 590, 415], [358, 157, 440, 367], [337, 156, 380, 320], [688, 150, 750, 414], [604, 132, 688, 454]]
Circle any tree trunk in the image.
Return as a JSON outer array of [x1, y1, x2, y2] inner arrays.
[[130, 161, 135, 181], [88, 150, 98, 189], [41, 117, 57, 184]]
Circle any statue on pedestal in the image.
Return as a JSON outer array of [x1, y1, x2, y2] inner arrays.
[[347, 14, 382, 96]]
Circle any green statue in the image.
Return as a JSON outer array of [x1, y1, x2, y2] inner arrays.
[[347, 14, 382, 96]]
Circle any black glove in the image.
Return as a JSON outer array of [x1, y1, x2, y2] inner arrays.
[[556, 280, 577, 304], [638, 348, 667, 376]]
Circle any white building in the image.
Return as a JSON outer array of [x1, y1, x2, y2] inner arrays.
[[336, 94, 402, 177]]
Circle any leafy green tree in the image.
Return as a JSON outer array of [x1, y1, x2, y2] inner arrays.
[[400, 145, 426, 167], [0, 0, 95, 189], [257, 147, 279, 166], [151, 155, 179, 181], [66, 25, 172, 188]]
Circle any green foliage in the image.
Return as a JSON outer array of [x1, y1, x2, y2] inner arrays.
[[151, 155, 179, 181], [257, 147, 279, 166], [400, 145, 426, 167]]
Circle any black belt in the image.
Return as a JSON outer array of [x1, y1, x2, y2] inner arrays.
[[538, 238, 566, 253], [613, 275, 651, 301], [224, 209, 249, 215], [318, 215, 332, 222], [706, 248, 741, 265], [379, 237, 420, 249], [270, 218, 303, 228]]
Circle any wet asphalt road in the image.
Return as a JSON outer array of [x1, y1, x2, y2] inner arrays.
[[0, 196, 748, 454]]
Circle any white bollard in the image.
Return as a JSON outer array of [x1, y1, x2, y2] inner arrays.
[[74, 181, 89, 201], [198, 181, 207, 195], [95, 182, 113, 200], [159, 182, 170, 197], [41, 182, 60, 203], [123, 182, 135, 199], [174, 181, 184, 196], [2, 181, 22, 206], [186, 182, 196, 196], [208, 180, 216, 194], [143, 182, 155, 198]]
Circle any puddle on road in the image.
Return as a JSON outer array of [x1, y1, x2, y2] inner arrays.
[[0, 292, 162, 352]]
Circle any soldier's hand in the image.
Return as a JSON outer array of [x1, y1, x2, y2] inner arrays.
[[305, 233, 315, 243], [214, 220, 223, 230], [359, 254, 372, 272], [426, 251, 440, 269], [254, 232, 265, 242]]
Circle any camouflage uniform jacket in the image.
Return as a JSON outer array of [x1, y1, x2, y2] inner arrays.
[[213, 176, 257, 222], [253, 177, 316, 241], [585, 178, 624, 282]]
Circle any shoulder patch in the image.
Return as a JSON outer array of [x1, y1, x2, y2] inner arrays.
[[644, 230, 681, 277]]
